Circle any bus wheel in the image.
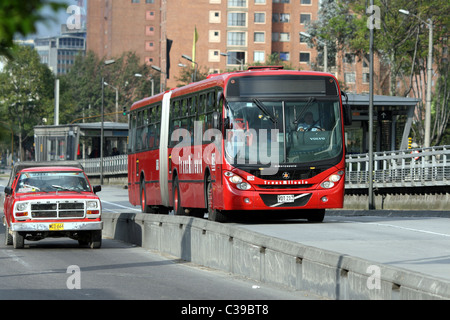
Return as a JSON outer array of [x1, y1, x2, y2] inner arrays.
[[206, 177, 227, 222], [141, 181, 152, 213], [306, 209, 325, 223], [173, 178, 184, 216]]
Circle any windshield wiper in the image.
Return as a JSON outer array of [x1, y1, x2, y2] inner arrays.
[[293, 97, 316, 125], [252, 99, 277, 124], [51, 185, 81, 193]]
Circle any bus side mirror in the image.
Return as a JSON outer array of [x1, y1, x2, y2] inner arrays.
[[341, 91, 352, 126], [212, 112, 221, 129], [344, 104, 352, 126]]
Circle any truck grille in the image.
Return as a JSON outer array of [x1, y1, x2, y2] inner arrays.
[[31, 201, 85, 219]]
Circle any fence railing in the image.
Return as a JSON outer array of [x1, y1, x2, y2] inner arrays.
[[80, 154, 127, 176], [345, 145, 450, 188], [80, 146, 450, 189]]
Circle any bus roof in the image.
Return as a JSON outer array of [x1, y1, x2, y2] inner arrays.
[[130, 68, 337, 111]]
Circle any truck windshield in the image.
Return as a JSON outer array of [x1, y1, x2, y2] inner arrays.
[[224, 98, 343, 166], [15, 172, 90, 193]]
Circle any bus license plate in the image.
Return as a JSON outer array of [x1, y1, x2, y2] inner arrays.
[[49, 223, 64, 231], [277, 195, 294, 203]]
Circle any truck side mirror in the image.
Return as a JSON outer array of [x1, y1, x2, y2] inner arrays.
[[93, 185, 101, 193], [4, 186, 12, 195]]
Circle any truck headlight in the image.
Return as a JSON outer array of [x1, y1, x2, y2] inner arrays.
[[15, 202, 29, 212]]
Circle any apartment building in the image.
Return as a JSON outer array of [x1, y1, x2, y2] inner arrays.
[[87, 0, 161, 67], [87, 0, 383, 93]]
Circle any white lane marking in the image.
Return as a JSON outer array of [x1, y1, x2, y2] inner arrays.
[[2, 250, 32, 268], [101, 200, 141, 212], [338, 220, 450, 238]]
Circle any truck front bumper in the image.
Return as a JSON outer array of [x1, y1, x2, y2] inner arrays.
[[10, 221, 103, 232]]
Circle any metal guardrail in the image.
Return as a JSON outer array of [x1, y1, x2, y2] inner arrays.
[[346, 145, 450, 188], [80, 154, 128, 176], [80, 146, 450, 189]]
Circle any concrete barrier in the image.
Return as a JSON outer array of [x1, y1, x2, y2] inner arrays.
[[102, 212, 450, 300]]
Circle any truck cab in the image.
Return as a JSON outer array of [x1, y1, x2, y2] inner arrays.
[[2, 161, 102, 249]]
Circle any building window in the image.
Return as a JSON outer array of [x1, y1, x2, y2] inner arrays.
[[226, 51, 245, 65], [254, 51, 265, 62], [228, 12, 246, 26], [228, 0, 247, 7], [209, 50, 221, 62], [209, 30, 221, 42], [146, 26, 155, 36], [273, 32, 290, 42], [145, 41, 155, 51], [344, 72, 356, 83], [300, 13, 311, 24], [209, 11, 221, 23], [279, 52, 290, 61], [299, 52, 310, 63], [301, 0, 311, 4], [254, 0, 265, 4], [254, 12, 265, 23], [145, 0, 155, 3], [146, 11, 155, 20], [362, 73, 369, 83], [132, 0, 140, 3], [227, 32, 246, 46], [273, 0, 290, 3], [254, 32, 265, 43]]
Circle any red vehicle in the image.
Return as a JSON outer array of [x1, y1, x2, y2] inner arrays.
[[2, 161, 102, 248], [127, 67, 351, 222]]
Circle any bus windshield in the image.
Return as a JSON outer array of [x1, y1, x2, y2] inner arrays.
[[225, 98, 343, 166]]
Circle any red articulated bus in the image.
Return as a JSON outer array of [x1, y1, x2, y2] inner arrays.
[[127, 66, 351, 222]]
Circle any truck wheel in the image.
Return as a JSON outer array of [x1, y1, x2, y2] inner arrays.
[[89, 230, 102, 249], [13, 231, 24, 249], [4, 224, 13, 246]]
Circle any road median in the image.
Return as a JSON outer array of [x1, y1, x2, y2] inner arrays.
[[102, 212, 450, 299]]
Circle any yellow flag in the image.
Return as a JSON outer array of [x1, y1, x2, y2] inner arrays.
[[192, 26, 198, 67]]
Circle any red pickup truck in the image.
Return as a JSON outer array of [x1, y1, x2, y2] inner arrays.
[[2, 161, 102, 249]]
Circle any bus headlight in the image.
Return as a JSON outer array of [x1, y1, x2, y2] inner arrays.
[[224, 171, 253, 191], [229, 175, 243, 184], [237, 182, 251, 190], [321, 171, 344, 189]]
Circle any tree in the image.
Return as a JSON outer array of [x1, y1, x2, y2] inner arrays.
[[0, 46, 55, 160], [0, 0, 67, 58], [307, 0, 450, 146], [60, 51, 159, 124]]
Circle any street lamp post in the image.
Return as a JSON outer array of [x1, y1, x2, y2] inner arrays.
[[300, 32, 328, 73], [151, 65, 167, 93], [181, 54, 198, 82], [100, 59, 115, 185], [135, 73, 154, 97], [104, 82, 119, 122], [399, 9, 433, 148]]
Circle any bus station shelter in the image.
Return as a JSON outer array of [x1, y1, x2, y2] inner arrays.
[[345, 94, 420, 153], [34, 122, 128, 162]]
